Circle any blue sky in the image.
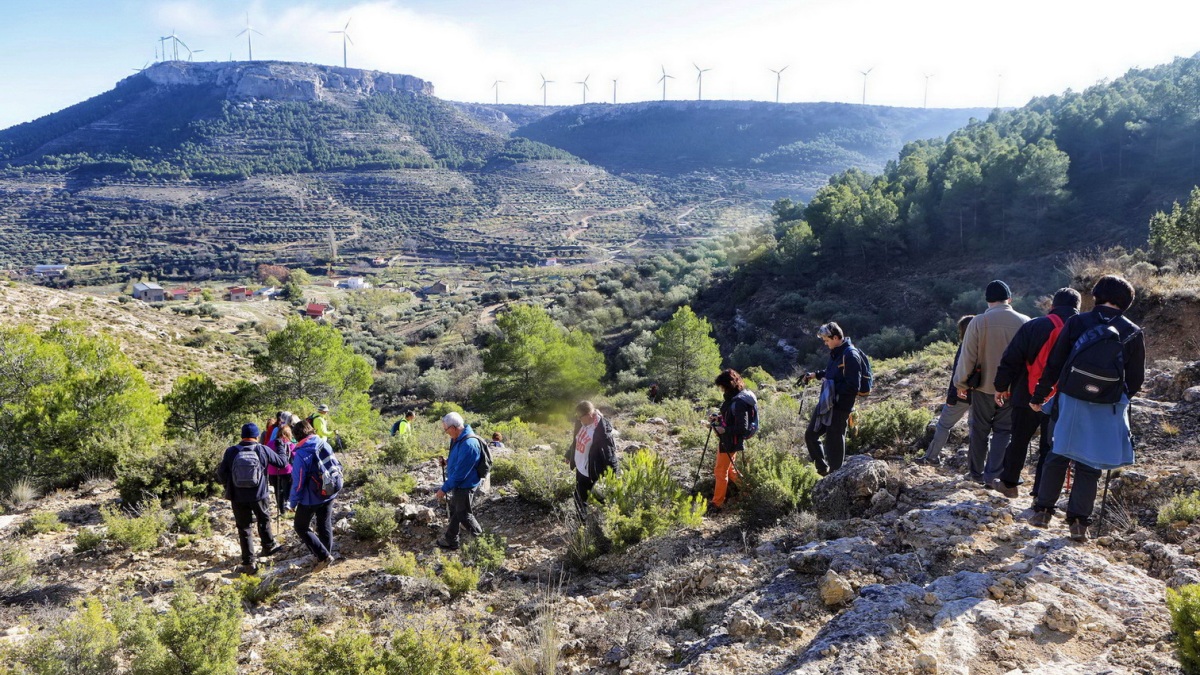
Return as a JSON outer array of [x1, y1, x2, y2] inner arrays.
[[3, 0, 1200, 129]]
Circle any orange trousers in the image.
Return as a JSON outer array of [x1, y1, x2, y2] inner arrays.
[[713, 451, 742, 506]]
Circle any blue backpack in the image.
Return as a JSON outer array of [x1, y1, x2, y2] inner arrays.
[[308, 440, 344, 498]]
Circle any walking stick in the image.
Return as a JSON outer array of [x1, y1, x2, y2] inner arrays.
[[691, 424, 714, 494], [1096, 469, 1117, 537], [440, 460, 451, 520]]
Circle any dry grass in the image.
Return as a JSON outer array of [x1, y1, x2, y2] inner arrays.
[[511, 571, 565, 675]]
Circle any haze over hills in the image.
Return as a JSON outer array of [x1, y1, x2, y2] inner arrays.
[[0, 60, 989, 279]]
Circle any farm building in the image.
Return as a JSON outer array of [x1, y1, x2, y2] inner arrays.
[[132, 282, 165, 303]]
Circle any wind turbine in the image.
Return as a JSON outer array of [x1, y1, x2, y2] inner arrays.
[[236, 13, 263, 61], [491, 79, 504, 105], [132, 62, 150, 73], [859, 67, 873, 105], [330, 19, 353, 68], [694, 63, 712, 101], [923, 73, 934, 108], [188, 49, 205, 62], [658, 65, 674, 101], [539, 74, 554, 106], [576, 75, 590, 104], [612, 78, 618, 104], [161, 30, 190, 61], [769, 65, 788, 103]]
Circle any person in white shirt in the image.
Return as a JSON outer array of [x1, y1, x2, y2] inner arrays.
[[564, 400, 618, 518]]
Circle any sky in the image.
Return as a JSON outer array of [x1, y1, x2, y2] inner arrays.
[[3, 0, 1200, 129]]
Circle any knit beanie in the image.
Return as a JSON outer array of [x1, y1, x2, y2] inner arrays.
[[241, 423, 260, 440], [985, 280, 1012, 303]]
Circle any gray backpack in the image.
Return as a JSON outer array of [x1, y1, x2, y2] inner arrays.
[[231, 444, 263, 489]]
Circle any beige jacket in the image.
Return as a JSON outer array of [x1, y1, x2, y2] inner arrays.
[[953, 303, 1030, 395]]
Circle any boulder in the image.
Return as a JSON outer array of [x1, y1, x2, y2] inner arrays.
[[1184, 386, 1200, 403], [396, 504, 437, 524], [789, 537, 879, 575], [726, 606, 766, 639], [818, 570, 856, 606], [811, 455, 901, 520]]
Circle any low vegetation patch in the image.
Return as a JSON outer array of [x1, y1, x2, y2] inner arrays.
[[266, 623, 497, 674], [507, 451, 574, 508], [739, 448, 820, 530], [21, 510, 67, 535], [1159, 491, 1200, 527], [593, 448, 706, 551], [351, 502, 398, 541], [461, 532, 507, 574], [100, 502, 169, 552], [1168, 584, 1200, 674]]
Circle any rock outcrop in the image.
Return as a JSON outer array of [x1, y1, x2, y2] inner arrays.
[[130, 61, 434, 103]]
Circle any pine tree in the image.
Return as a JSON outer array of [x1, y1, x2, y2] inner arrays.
[[647, 305, 722, 400]]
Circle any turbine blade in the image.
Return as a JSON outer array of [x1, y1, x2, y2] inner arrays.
[[236, 29, 248, 37], [345, 18, 352, 30], [252, 29, 263, 35], [345, 34, 354, 45]]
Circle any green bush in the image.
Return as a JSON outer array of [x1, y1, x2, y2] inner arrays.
[[266, 624, 497, 675], [847, 400, 934, 454], [461, 533, 507, 573], [0, 544, 33, 592], [360, 471, 417, 505], [381, 545, 421, 577], [351, 502, 398, 541], [22, 598, 119, 675], [234, 574, 281, 606], [1160, 492, 1200, 527], [739, 448, 820, 529], [171, 500, 213, 537], [593, 448, 706, 551], [490, 457, 519, 486], [380, 432, 437, 468], [112, 584, 242, 675], [427, 401, 465, 421], [438, 556, 480, 598], [101, 502, 168, 552], [115, 437, 223, 504], [22, 510, 67, 535], [74, 528, 105, 553], [508, 451, 574, 508], [1168, 584, 1200, 674]]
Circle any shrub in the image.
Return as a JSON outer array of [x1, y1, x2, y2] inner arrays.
[[461, 533, 507, 573], [22, 598, 119, 675], [490, 457, 519, 486], [1159, 491, 1200, 527], [115, 436, 223, 504], [73, 526, 104, 553], [858, 325, 918, 359], [113, 585, 242, 675], [351, 502, 398, 541], [427, 401, 465, 421], [380, 433, 432, 468], [386, 627, 496, 673], [0, 544, 34, 591], [171, 500, 213, 537], [593, 449, 706, 551], [1168, 584, 1200, 674], [739, 448, 820, 529], [360, 471, 417, 505], [5, 478, 37, 507], [22, 510, 67, 535], [438, 556, 480, 598], [381, 545, 421, 576], [234, 574, 281, 606], [267, 624, 497, 675], [847, 400, 934, 454], [509, 451, 574, 508], [101, 502, 168, 552]]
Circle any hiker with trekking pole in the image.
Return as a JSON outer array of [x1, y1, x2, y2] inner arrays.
[[435, 412, 487, 550], [708, 369, 759, 511], [1027, 275, 1145, 542]]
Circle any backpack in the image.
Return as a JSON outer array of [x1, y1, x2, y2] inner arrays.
[[734, 390, 760, 438], [451, 433, 492, 482], [1059, 315, 1141, 404], [845, 347, 873, 396], [308, 440, 344, 498], [231, 444, 263, 489], [1026, 314, 1066, 396]]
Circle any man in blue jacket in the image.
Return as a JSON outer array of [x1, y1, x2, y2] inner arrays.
[[288, 418, 339, 572], [436, 412, 484, 550], [802, 322, 865, 476], [216, 423, 289, 573]]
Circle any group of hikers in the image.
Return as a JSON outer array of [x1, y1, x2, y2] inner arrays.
[[214, 272, 1145, 573]]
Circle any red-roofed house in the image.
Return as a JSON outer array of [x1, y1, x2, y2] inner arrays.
[[228, 286, 251, 302], [306, 302, 330, 319]]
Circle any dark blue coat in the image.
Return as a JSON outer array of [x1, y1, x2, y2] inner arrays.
[[815, 338, 863, 412]]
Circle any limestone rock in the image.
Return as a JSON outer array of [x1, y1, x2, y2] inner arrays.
[[396, 504, 436, 524], [811, 455, 901, 520], [726, 606, 765, 639], [789, 537, 879, 575], [819, 570, 856, 606], [1183, 385, 1200, 403]]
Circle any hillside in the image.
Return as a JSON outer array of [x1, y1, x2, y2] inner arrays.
[[512, 100, 994, 199]]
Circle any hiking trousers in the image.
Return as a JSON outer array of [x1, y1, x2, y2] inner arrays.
[[445, 488, 482, 547], [294, 501, 334, 561], [712, 451, 742, 507], [969, 393, 1013, 482], [231, 499, 276, 566], [268, 474, 292, 519], [998, 405, 1053, 493], [923, 401, 970, 461], [574, 471, 599, 520], [1034, 452, 1101, 524], [805, 408, 851, 475]]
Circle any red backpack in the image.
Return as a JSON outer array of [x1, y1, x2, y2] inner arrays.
[[1026, 314, 1065, 397]]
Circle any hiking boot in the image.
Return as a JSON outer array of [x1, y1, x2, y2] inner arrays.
[[1028, 511, 1052, 528], [1068, 520, 1089, 542], [989, 479, 1019, 499], [261, 544, 285, 557], [237, 562, 259, 575], [436, 538, 459, 551], [913, 455, 934, 466], [311, 557, 332, 574]]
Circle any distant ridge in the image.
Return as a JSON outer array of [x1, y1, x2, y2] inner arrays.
[[123, 60, 434, 102]]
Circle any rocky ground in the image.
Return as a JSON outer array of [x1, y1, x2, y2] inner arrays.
[[3, 370, 1200, 673]]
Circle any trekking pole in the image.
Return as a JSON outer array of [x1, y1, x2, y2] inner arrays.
[[1096, 469, 1117, 537], [690, 424, 714, 494], [440, 459, 451, 520]]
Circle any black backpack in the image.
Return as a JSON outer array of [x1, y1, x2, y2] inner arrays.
[[231, 444, 263, 489], [451, 433, 492, 482], [734, 390, 760, 438], [843, 346, 874, 396], [1059, 315, 1141, 404]]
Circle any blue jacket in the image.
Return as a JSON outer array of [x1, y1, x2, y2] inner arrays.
[[289, 435, 336, 508], [216, 441, 288, 503], [815, 338, 863, 412], [442, 425, 483, 493]]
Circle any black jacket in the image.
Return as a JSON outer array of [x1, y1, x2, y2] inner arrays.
[[566, 416, 619, 479], [815, 338, 863, 412], [1031, 305, 1145, 405], [945, 343, 965, 406], [994, 306, 1079, 409], [217, 441, 288, 503], [717, 390, 757, 454]]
